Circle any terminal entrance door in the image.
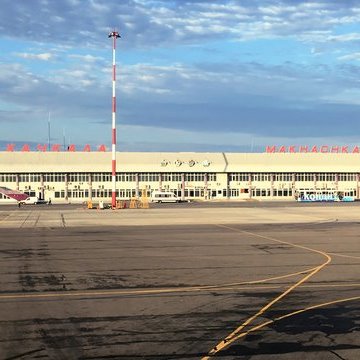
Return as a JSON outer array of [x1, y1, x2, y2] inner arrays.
[[214, 189, 226, 198]]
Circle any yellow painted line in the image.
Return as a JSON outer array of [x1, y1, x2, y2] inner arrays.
[[223, 266, 320, 286], [214, 224, 332, 260], [218, 296, 360, 346], [202, 224, 332, 360], [0, 266, 326, 302], [0, 285, 284, 301], [273, 296, 360, 322], [193, 266, 321, 289], [302, 282, 360, 289], [0, 266, 321, 302], [327, 252, 360, 260], [0, 282, 359, 302]]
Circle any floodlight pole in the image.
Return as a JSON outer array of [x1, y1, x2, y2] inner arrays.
[[108, 30, 121, 209]]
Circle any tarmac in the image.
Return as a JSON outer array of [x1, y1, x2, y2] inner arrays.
[[0, 202, 359, 359], [1, 201, 360, 228]]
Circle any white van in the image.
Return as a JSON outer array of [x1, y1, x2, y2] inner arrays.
[[20, 196, 48, 205], [151, 191, 179, 203], [21, 196, 39, 205]]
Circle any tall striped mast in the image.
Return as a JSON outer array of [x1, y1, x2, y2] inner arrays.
[[108, 30, 121, 209]]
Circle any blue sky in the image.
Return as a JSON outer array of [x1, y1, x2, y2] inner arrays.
[[1, 0, 360, 152]]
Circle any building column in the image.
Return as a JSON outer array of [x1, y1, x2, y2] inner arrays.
[[248, 173, 252, 199], [204, 173, 208, 200], [335, 173, 339, 192], [181, 173, 185, 201], [270, 173, 274, 197], [16, 174, 19, 191], [135, 173, 139, 198], [357, 174, 360, 200], [158, 173, 162, 191], [291, 173, 296, 198], [40, 174, 45, 200], [313, 173, 317, 189], [65, 174, 69, 201], [226, 173, 230, 199], [88, 174, 92, 200]]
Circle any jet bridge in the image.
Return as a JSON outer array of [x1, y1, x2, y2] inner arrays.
[[0, 187, 28, 202]]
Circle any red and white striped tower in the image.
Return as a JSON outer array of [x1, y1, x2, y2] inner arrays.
[[108, 30, 121, 208]]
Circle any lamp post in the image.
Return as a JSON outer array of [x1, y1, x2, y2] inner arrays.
[[108, 30, 121, 208]]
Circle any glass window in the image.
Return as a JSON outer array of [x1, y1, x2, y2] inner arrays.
[[171, 173, 182, 181], [208, 173, 217, 181], [338, 173, 356, 182], [274, 173, 293, 182], [315, 173, 336, 182], [230, 173, 248, 182], [296, 173, 314, 181], [139, 173, 160, 182]]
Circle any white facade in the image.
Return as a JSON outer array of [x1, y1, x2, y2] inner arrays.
[[0, 151, 359, 203]]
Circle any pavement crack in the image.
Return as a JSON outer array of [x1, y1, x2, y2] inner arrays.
[[61, 213, 66, 228], [34, 213, 40, 228], [4, 347, 46, 360], [20, 212, 32, 228], [329, 350, 347, 360]]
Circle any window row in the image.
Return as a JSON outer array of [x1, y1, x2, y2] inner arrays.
[[19, 174, 42, 182], [230, 173, 293, 181], [0, 172, 359, 184], [54, 188, 209, 199], [252, 188, 293, 197], [230, 173, 359, 182], [0, 172, 217, 183]]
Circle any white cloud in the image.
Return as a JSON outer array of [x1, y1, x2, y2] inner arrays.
[[321, 88, 360, 105], [2, 0, 360, 149], [338, 52, 360, 61], [1, 0, 360, 48], [68, 54, 103, 62], [16, 52, 53, 61], [328, 33, 360, 42], [51, 15, 65, 22], [119, 123, 360, 151]]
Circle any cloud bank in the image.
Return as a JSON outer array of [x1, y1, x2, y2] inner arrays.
[[0, 0, 360, 151]]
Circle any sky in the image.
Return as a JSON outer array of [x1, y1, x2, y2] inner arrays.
[[1, 0, 360, 152]]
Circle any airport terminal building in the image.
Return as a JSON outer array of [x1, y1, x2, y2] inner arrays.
[[1, 150, 360, 203]]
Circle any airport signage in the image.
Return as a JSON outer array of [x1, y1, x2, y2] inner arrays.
[[298, 193, 354, 202], [4, 144, 107, 152], [300, 193, 337, 202], [265, 145, 360, 153]]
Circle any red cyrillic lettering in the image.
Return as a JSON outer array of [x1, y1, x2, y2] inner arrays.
[[37, 144, 47, 152], [6, 144, 15, 152], [320, 145, 329, 153]]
